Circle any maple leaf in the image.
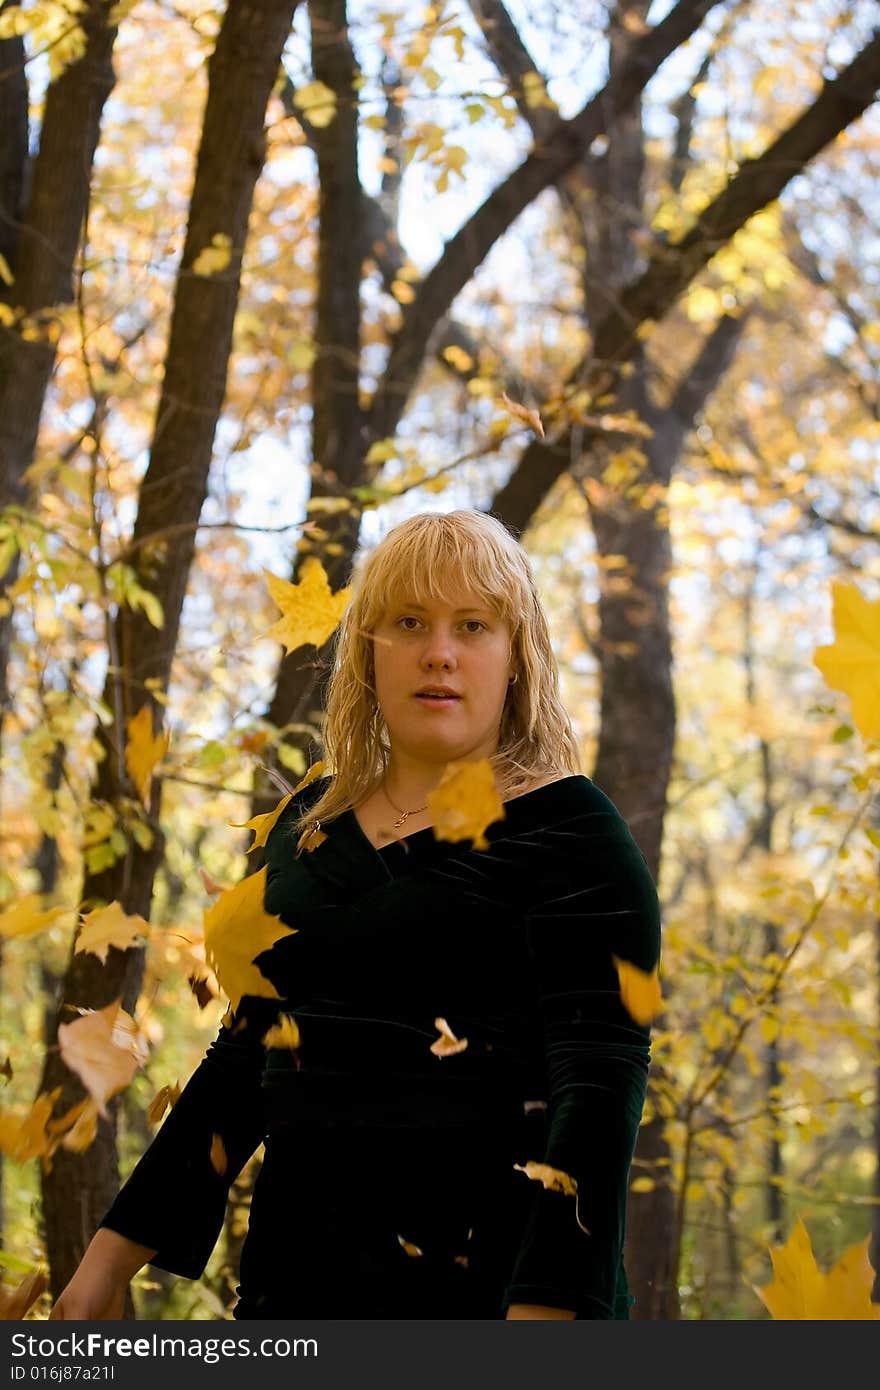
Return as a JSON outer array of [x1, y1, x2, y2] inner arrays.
[[230, 760, 326, 852], [754, 1217, 880, 1319], [261, 558, 351, 653], [813, 581, 880, 742], [0, 895, 74, 941], [0, 1088, 61, 1163], [47, 1097, 100, 1154], [513, 1161, 578, 1196], [125, 704, 170, 804], [147, 1082, 181, 1126], [203, 865, 296, 1014], [57, 1000, 145, 1118], [499, 391, 545, 438], [75, 901, 149, 963], [612, 955, 662, 1026], [427, 758, 505, 851], [262, 1015, 302, 1050], [0, 1267, 48, 1320], [429, 1017, 468, 1057]]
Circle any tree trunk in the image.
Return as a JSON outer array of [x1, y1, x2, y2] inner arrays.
[[36, 0, 303, 1300], [0, 1, 118, 740]]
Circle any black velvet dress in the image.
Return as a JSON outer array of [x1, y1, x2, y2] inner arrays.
[[99, 774, 662, 1319]]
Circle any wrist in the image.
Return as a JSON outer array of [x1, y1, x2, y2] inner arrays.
[[86, 1227, 158, 1283]]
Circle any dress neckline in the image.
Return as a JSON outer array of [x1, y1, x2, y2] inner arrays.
[[348, 774, 587, 857]]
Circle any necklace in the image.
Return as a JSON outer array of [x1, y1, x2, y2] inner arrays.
[[383, 779, 428, 830]]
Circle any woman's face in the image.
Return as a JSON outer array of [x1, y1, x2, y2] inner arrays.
[[371, 587, 515, 771]]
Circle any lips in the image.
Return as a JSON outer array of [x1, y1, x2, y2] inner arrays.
[[415, 689, 461, 700]]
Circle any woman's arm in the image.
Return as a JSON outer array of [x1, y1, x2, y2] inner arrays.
[[501, 809, 662, 1320]]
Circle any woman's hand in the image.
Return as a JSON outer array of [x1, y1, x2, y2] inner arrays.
[[505, 1303, 576, 1319], [49, 1229, 158, 1321]]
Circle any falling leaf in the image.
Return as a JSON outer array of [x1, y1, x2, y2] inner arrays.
[[125, 704, 170, 804], [753, 1217, 880, 1319], [0, 1267, 48, 1320], [0, 1088, 61, 1163], [429, 1017, 468, 1057], [513, 1161, 577, 1196], [612, 955, 662, 1026], [813, 581, 880, 742], [499, 392, 544, 438], [292, 80, 337, 127], [75, 902, 149, 963], [0, 252, 14, 288], [47, 1097, 100, 1154], [231, 761, 326, 852], [262, 557, 351, 653], [0, 895, 73, 941], [203, 866, 296, 1014], [427, 758, 505, 851], [262, 1015, 302, 1050], [397, 1235, 423, 1257], [210, 1133, 227, 1175], [199, 867, 226, 897], [57, 1001, 144, 1119], [147, 1082, 181, 1126], [188, 973, 216, 1008], [300, 825, 328, 853], [192, 232, 232, 276]]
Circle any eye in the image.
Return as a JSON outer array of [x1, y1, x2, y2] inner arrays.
[[396, 615, 421, 630], [463, 619, 486, 633]]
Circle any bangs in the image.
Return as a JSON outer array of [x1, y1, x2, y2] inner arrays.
[[360, 521, 521, 627]]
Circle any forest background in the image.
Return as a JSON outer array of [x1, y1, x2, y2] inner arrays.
[[0, 0, 879, 1321]]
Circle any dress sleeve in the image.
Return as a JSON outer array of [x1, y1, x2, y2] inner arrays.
[[97, 992, 280, 1279], [500, 810, 662, 1319]]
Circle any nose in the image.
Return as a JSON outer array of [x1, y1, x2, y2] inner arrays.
[[419, 624, 458, 671]]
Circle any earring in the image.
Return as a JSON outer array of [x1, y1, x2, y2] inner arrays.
[[508, 673, 518, 685]]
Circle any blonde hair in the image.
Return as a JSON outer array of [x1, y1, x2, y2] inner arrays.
[[290, 509, 581, 851]]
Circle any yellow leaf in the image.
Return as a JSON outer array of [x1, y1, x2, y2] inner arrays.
[[287, 341, 316, 371], [0, 1267, 48, 1320], [759, 1015, 780, 1045], [192, 233, 232, 277], [754, 1218, 880, 1319], [397, 1235, 423, 1257], [210, 1133, 227, 1175], [147, 1082, 181, 1126], [230, 761, 326, 852], [813, 581, 880, 741], [262, 1015, 302, 1050], [0, 1088, 61, 1163], [0, 252, 13, 287], [441, 345, 474, 373], [0, 895, 73, 941], [391, 279, 416, 304], [513, 1161, 577, 1196], [630, 1176, 656, 1193], [48, 1097, 100, 1154], [75, 902, 149, 963], [522, 71, 557, 111], [57, 1001, 145, 1119], [612, 955, 662, 1026], [499, 391, 544, 437], [203, 865, 296, 1014], [366, 438, 398, 464], [429, 1017, 468, 1057], [124, 704, 169, 804], [426, 758, 505, 851], [293, 80, 337, 127], [262, 556, 351, 653]]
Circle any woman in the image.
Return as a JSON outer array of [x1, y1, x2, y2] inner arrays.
[[50, 509, 661, 1321]]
